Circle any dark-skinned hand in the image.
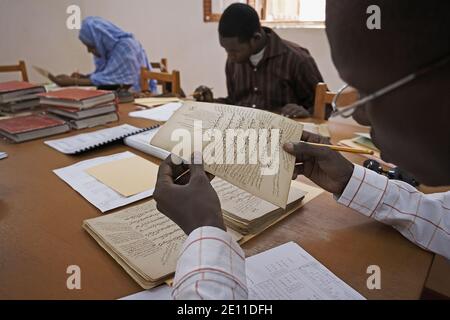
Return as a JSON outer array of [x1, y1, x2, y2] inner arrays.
[[280, 104, 310, 118], [153, 154, 225, 235], [49, 74, 73, 86], [283, 131, 354, 195], [70, 72, 88, 79], [193, 85, 214, 102]]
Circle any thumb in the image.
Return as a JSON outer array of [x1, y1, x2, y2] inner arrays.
[[189, 152, 207, 181], [283, 141, 332, 162]]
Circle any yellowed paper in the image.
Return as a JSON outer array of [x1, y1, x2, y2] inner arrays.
[[212, 177, 306, 222], [150, 101, 304, 208], [299, 122, 331, 137], [84, 199, 245, 289], [85, 156, 158, 197], [83, 200, 186, 284], [164, 181, 324, 287], [33, 65, 53, 80], [239, 180, 324, 242]]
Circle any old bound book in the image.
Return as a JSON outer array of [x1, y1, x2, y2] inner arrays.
[[0, 114, 70, 142], [47, 102, 117, 120], [83, 179, 316, 289], [212, 178, 306, 235], [83, 200, 186, 289], [67, 112, 119, 130], [0, 81, 46, 104], [0, 98, 41, 113], [83, 199, 243, 289], [38, 88, 116, 109]]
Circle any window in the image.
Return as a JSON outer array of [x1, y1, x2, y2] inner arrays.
[[203, 0, 325, 28]]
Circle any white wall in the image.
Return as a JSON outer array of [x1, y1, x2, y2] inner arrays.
[[0, 0, 343, 96]]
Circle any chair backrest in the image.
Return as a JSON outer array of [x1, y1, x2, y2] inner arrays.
[[0, 60, 29, 81], [141, 68, 181, 96], [150, 58, 168, 73], [313, 82, 358, 120]]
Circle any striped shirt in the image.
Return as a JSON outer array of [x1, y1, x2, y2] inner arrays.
[[172, 226, 247, 300], [338, 165, 450, 259], [172, 165, 449, 300], [220, 27, 324, 113]]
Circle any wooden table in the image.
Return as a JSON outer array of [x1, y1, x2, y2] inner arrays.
[[0, 103, 433, 299]]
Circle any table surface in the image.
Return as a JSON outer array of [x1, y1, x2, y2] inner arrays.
[[0, 103, 433, 299]]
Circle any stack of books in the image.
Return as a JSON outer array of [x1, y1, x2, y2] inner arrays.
[[39, 88, 119, 129], [0, 81, 46, 115], [0, 114, 70, 143]]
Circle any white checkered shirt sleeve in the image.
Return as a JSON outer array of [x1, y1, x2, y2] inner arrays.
[[172, 226, 248, 300], [338, 164, 450, 259]]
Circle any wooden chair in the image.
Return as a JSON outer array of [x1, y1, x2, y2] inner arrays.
[[0, 60, 29, 81], [149, 58, 171, 94], [150, 58, 168, 73], [140, 67, 181, 96], [313, 82, 358, 120]]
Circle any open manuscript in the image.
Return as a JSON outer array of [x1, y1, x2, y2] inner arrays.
[[84, 179, 321, 289], [83, 200, 186, 289], [84, 198, 248, 289], [150, 101, 304, 208], [83, 102, 321, 289], [212, 177, 306, 235]]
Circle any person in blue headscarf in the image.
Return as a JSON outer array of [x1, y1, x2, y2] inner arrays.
[[50, 16, 156, 93]]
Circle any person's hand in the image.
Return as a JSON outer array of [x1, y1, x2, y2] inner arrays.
[[283, 131, 354, 195], [153, 153, 225, 235], [193, 85, 214, 102], [70, 72, 86, 79], [49, 74, 73, 86], [280, 104, 310, 118]]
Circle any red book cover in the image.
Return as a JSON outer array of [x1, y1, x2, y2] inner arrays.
[[0, 115, 66, 134], [37, 88, 112, 101], [0, 81, 43, 93]]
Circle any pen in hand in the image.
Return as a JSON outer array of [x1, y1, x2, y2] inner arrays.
[[302, 142, 374, 155], [174, 169, 191, 184]]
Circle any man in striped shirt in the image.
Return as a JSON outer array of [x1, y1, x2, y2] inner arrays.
[[194, 3, 325, 118], [154, 1, 449, 299]]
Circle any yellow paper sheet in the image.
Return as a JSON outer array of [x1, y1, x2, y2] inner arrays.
[[86, 156, 159, 197]]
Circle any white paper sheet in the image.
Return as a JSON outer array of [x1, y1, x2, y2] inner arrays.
[[120, 242, 365, 300], [45, 124, 141, 154], [53, 151, 154, 212], [0, 152, 7, 160], [119, 284, 172, 300], [124, 127, 170, 160], [246, 242, 365, 300], [129, 102, 182, 122]]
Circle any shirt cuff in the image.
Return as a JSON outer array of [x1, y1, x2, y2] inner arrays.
[[172, 226, 247, 295], [337, 164, 389, 218]]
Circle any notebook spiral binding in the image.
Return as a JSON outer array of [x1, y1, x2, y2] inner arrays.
[[74, 124, 161, 154]]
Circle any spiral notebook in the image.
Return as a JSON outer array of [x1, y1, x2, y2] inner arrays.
[[45, 124, 159, 154]]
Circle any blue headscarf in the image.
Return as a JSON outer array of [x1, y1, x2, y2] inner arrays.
[[79, 16, 156, 92]]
